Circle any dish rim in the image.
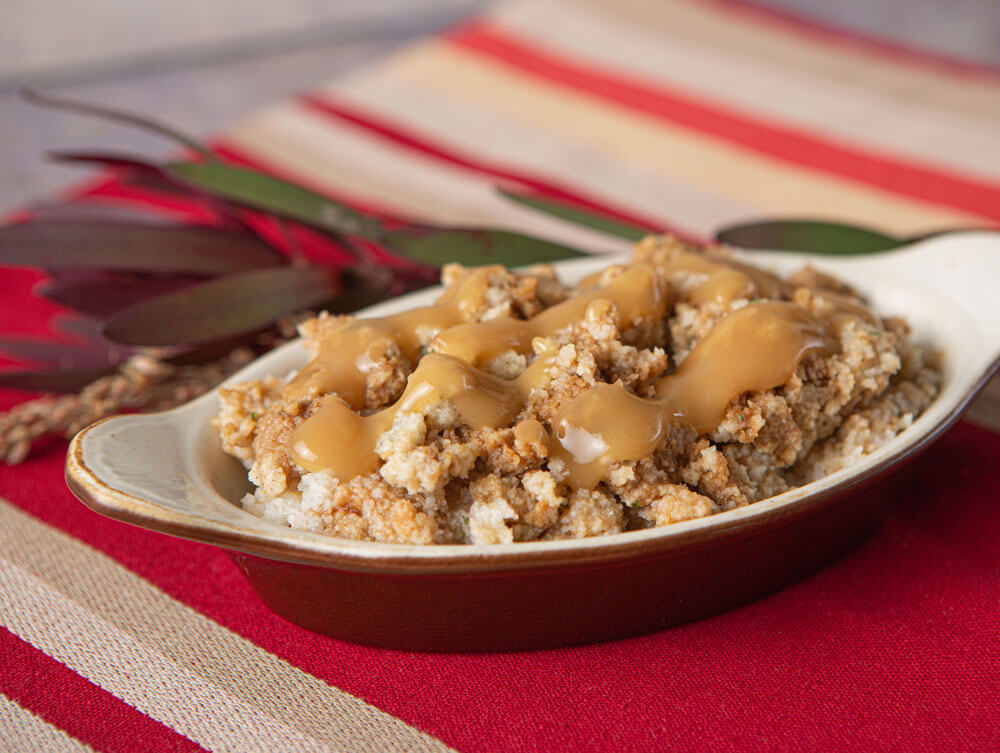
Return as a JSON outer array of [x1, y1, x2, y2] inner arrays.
[[65, 234, 1000, 575]]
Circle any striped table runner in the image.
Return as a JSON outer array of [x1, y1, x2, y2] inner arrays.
[[2, 1, 999, 751]]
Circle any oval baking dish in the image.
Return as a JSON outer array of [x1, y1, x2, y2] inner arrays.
[[66, 233, 1000, 651]]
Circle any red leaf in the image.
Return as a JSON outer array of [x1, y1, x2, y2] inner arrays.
[[0, 221, 283, 274], [103, 265, 342, 346], [36, 270, 199, 317]]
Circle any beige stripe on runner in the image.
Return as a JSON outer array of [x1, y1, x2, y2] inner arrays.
[[226, 103, 632, 252], [488, 0, 1000, 183], [0, 500, 454, 753], [383, 41, 981, 236], [231, 106, 481, 226], [576, 0, 1000, 124], [323, 73, 761, 235], [0, 694, 96, 753]]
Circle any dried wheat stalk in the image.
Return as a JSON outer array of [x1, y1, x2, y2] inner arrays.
[[0, 316, 307, 465]]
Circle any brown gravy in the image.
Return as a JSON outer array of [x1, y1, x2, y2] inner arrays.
[[288, 257, 845, 488]]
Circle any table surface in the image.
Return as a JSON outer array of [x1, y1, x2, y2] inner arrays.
[[2, 4, 999, 752]]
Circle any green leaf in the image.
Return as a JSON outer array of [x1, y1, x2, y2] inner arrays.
[[165, 162, 383, 239], [103, 266, 342, 346], [22, 88, 215, 160], [714, 220, 901, 255], [383, 227, 587, 267], [0, 368, 114, 393], [0, 221, 282, 274], [499, 189, 652, 241]]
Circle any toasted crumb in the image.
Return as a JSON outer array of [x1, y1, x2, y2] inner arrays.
[[220, 236, 940, 544]]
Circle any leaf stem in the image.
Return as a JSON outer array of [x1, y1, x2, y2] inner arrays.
[[21, 88, 216, 161]]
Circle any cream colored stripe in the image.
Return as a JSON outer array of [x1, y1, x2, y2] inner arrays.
[[0, 500, 453, 753], [321, 74, 759, 235], [226, 103, 633, 252], [371, 42, 981, 236], [2, 565, 382, 753], [577, 0, 1000, 124], [0, 694, 96, 753], [488, 0, 1000, 182]]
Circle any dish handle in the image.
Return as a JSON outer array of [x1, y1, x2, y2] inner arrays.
[[846, 231, 1000, 370]]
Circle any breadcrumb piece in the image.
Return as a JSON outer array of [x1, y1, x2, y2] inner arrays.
[[223, 235, 940, 545], [544, 489, 624, 539]]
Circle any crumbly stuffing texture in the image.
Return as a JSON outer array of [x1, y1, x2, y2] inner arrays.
[[217, 237, 940, 545]]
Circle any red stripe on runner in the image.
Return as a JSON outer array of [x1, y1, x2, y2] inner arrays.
[[705, 0, 1000, 81], [297, 93, 704, 245], [446, 22, 1000, 224], [0, 626, 206, 753]]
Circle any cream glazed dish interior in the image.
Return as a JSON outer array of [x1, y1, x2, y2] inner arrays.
[[67, 232, 1000, 573]]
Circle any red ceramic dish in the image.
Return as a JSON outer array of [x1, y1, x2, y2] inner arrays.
[[66, 235, 1000, 651]]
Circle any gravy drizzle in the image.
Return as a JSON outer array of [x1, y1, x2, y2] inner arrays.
[[430, 264, 667, 365], [284, 265, 502, 409], [288, 257, 850, 488], [549, 302, 835, 488], [660, 249, 788, 306]]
